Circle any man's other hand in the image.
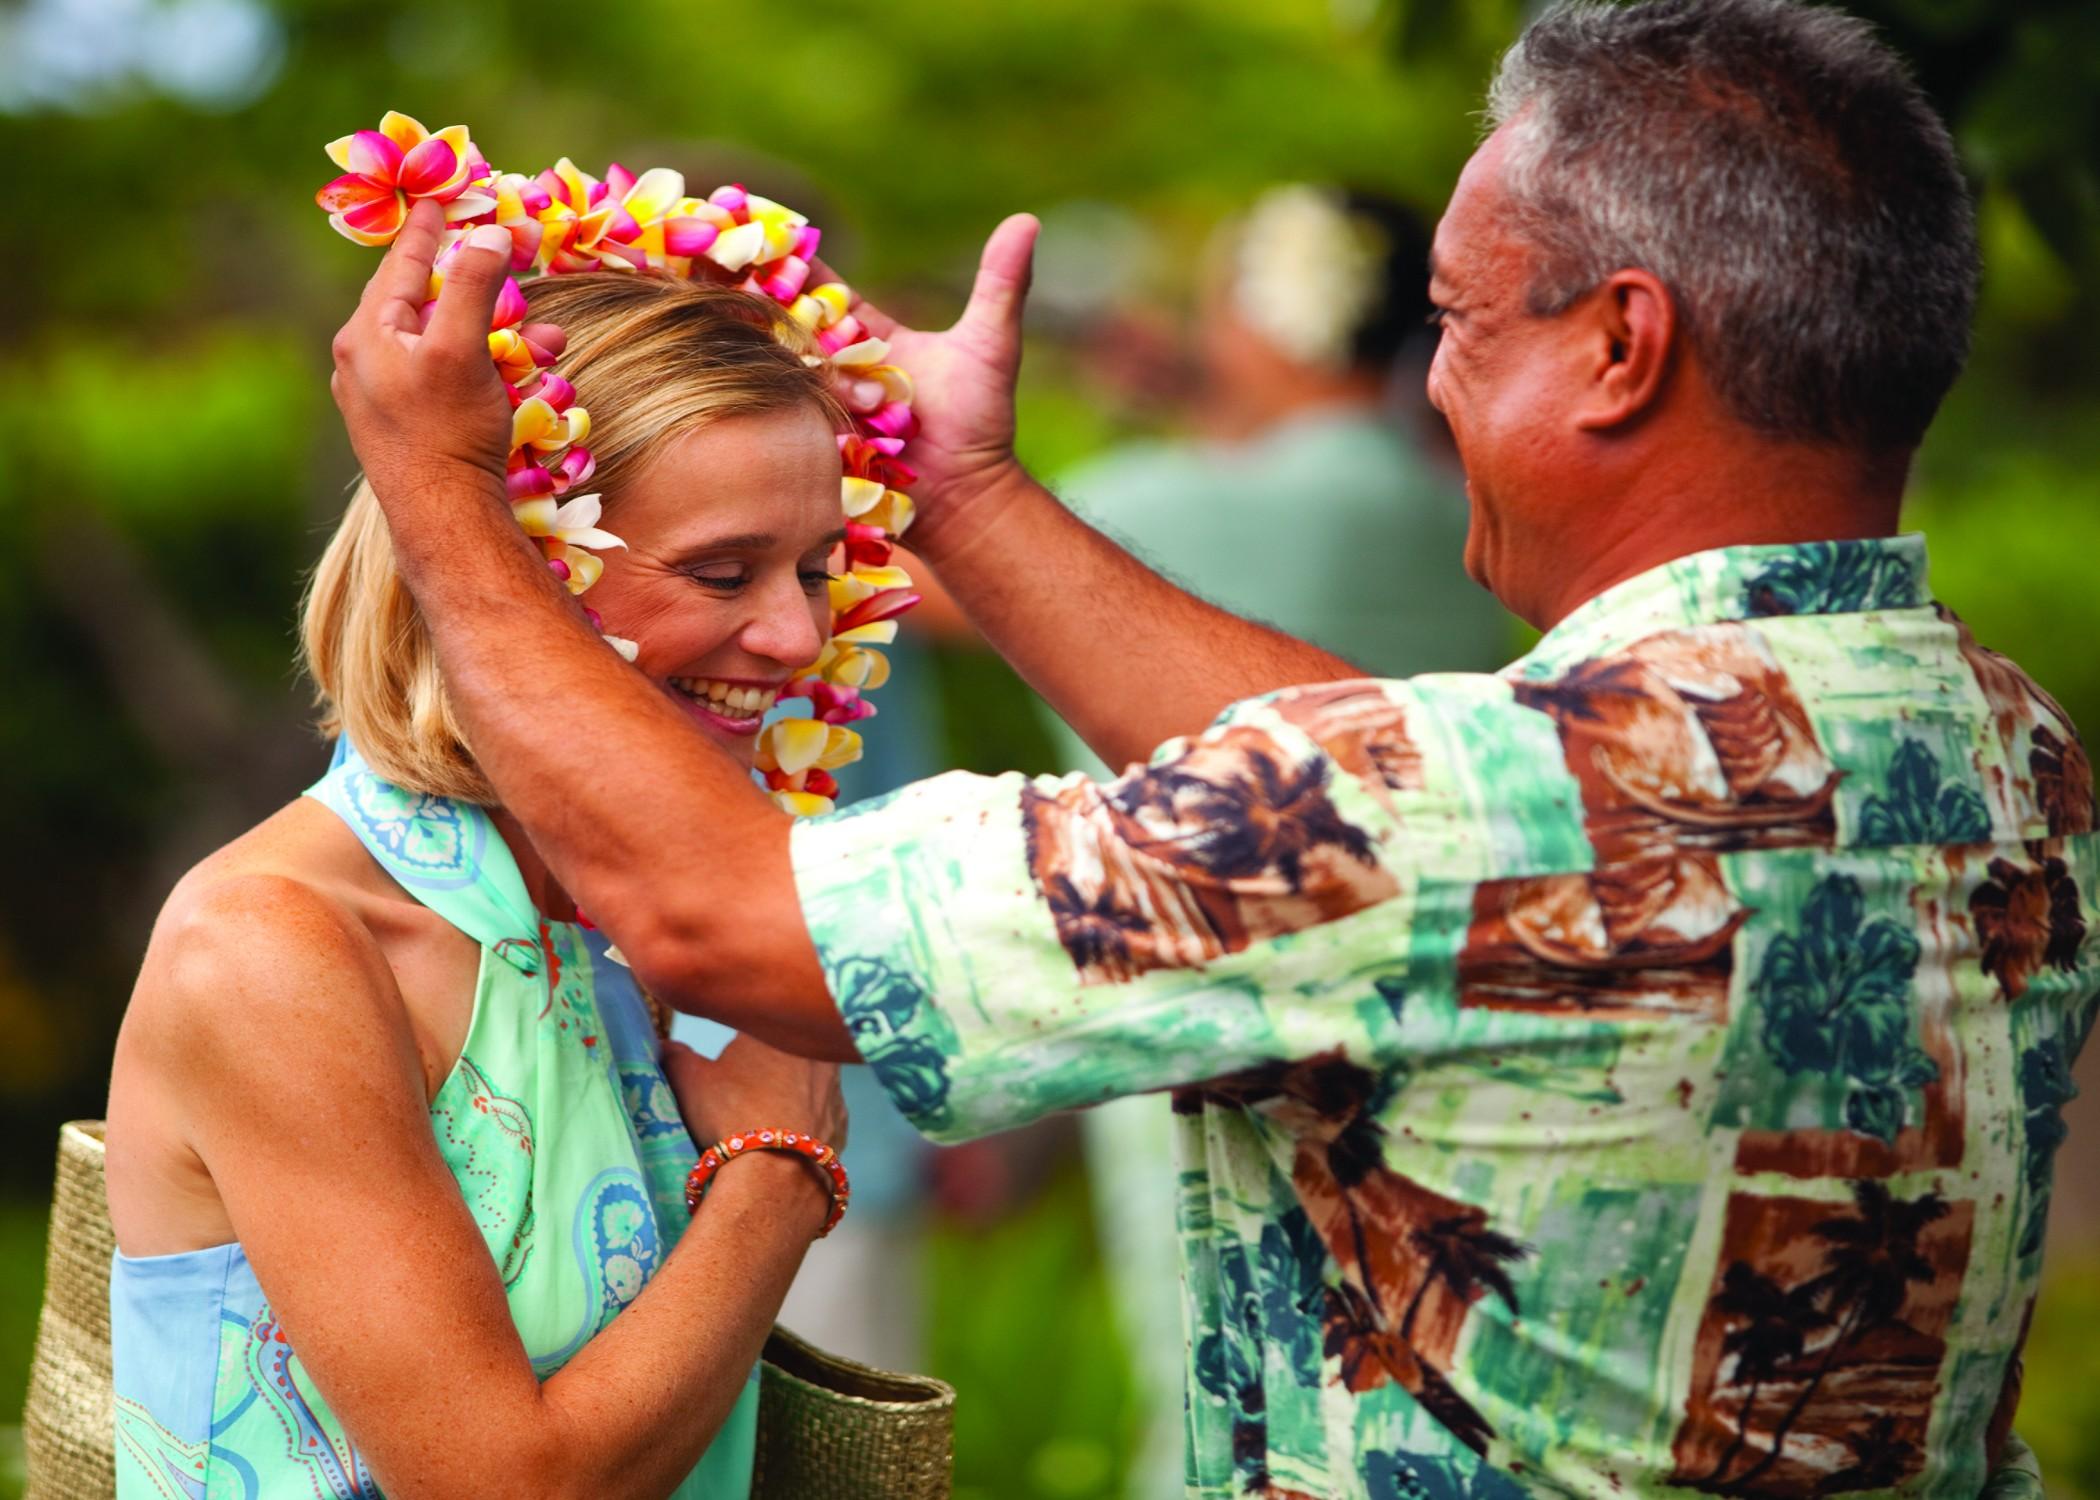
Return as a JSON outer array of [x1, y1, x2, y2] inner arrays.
[[823, 213, 1040, 562]]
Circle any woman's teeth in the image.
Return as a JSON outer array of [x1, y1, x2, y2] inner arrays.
[[670, 678, 779, 718]]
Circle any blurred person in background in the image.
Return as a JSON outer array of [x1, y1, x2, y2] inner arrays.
[[1046, 184, 1510, 1498], [101, 276, 855, 1500]]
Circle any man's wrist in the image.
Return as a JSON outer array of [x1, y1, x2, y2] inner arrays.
[[361, 452, 510, 526], [909, 454, 1038, 569]]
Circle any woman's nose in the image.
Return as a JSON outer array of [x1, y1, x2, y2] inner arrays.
[[739, 577, 828, 671]]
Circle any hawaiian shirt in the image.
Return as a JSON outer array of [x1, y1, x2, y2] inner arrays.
[[791, 536, 2094, 1500]]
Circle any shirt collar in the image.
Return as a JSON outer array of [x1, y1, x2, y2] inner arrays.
[[1508, 533, 1932, 680]]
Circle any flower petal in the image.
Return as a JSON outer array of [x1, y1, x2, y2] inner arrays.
[[563, 547, 604, 594], [443, 189, 499, 223], [377, 110, 429, 150], [559, 526, 627, 552], [345, 129, 404, 183], [621, 166, 685, 220], [511, 497, 558, 536], [512, 396, 560, 449], [507, 463, 556, 500], [840, 476, 887, 517], [551, 492, 603, 530], [397, 138, 460, 199], [662, 216, 720, 258], [833, 620, 900, 645], [315, 172, 392, 213], [705, 220, 768, 272], [490, 276, 528, 331], [829, 336, 890, 369], [761, 719, 832, 776], [334, 192, 407, 244]]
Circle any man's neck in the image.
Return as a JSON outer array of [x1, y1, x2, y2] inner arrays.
[[1523, 436, 1911, 631]]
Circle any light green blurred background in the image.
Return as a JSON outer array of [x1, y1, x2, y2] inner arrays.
[[1, 1, 2097, 1496]]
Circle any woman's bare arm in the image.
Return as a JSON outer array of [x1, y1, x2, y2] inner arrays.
[[128, 872, 829, 1500]]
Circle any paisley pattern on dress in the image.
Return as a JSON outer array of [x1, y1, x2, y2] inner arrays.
[[240, 1310, 376, 1498], [433, 1053, 538, 1287], [111, 1395, 209, 1500], [339, 768, 483, 888], [532, 1168, 662, 1378]]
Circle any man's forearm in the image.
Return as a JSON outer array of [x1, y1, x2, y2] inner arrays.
[[914, 464, 1366, 771], [376, 471, 849, 1055]]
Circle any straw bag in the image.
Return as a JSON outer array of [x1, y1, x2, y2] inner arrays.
[[22, 1121, 954, 1500]]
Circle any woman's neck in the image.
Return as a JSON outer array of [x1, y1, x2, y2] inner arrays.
[[487, 806, 579, 923]]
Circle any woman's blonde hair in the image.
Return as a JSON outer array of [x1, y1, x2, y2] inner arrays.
[[301, 275, 844, 804]]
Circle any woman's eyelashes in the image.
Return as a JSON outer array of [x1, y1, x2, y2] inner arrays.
[[683, 564, 748, 594], [679, 561, 837, 595]]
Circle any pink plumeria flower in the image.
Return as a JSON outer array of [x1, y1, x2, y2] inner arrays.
[[315, 111, 494, 247]]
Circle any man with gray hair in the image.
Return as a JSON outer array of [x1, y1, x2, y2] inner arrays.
[[332, 0, 2088, 1494]]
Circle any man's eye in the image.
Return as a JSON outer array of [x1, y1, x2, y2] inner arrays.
[[800, 569, 837, 592], [688, 569, 746, 592]]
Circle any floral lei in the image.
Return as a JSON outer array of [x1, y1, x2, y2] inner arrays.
[[316, 111, 921, 818]]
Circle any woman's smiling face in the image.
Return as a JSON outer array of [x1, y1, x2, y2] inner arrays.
[[581, 403, 843, 764]]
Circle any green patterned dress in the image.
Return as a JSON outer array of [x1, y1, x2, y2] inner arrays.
[[108, 745, 757, 1498], [793, 535, 2087, 1499]]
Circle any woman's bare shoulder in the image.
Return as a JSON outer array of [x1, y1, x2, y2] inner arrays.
[[137, 799, 399, 1008], [109, 798, 429, 1251]]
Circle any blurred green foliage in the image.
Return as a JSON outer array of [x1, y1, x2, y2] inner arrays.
[[1, 0, 2096, 1495]]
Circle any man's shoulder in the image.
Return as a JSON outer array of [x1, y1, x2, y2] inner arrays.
[[1499, 603, 2094, 851]]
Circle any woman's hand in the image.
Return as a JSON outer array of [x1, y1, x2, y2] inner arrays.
[[327, 200, 526, 511], [825, 214, 1041, 563], [663, 1034, 849, 1156], [664, 1035, 847, 1236]]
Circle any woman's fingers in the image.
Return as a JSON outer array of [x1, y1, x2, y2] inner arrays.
[[425, 224, 516, 355]]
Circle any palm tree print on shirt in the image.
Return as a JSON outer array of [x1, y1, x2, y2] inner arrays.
[[1022, 725, 1396, 985], [1199, 1053, 1532, 1457], [1970, 854, 2086, 1002], [2031, 723, 2096, 836], [1753, 872, 1937, 1142], [1670, 1181, 1971, 1495]]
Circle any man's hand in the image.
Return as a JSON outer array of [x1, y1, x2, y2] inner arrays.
[[328, 200, 524, 509], [827, 214, 1040, 562]]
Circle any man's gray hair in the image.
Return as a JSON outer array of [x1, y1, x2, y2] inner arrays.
[[1485, 0, 1977, 452]]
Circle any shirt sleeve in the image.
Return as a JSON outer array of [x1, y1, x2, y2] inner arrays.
[[790, 673, 1594, 1142]]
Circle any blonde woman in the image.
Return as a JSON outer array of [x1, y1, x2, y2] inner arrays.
[[103, 275, 859, 1500]]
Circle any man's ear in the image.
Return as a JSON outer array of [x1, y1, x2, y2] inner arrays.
[[1573, 268, 1675, 432]]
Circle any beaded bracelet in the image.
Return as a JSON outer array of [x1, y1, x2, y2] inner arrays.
[[686, 1129, 851, 1239]]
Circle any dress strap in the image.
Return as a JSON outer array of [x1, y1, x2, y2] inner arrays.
[[304, 740, 546, 976]]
